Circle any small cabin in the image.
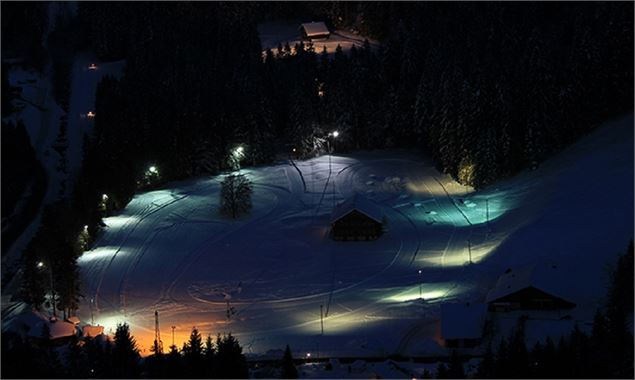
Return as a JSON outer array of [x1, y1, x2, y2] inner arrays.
[[331, 194, 383, 241], [299, 22, 330, 40], [486, 264, 576, 312], [440, 302, 488, 348]]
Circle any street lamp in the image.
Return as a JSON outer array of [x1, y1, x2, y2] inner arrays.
[[326, 130, 340, 174], [37, 261, 56, 317], [418, 269, 423, 299]]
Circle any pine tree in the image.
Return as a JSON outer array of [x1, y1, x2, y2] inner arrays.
[[435, 362, 449, 379], [111, 323, 140, 378], [65, 330, 89, 378], [165, 344, 183, 379], [476, 343, 495, 378], [280, 344, 298, 378], [216, 333, 248, 379], [220, 174, 253, 219], [447, 350, 465, 378], [204, 335, 216, 377]]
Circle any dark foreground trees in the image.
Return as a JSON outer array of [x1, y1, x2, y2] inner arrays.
[[2, 324, 249, 379], [280, 344, 299, 379]]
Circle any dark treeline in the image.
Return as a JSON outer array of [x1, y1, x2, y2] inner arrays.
[[1, 1, 48, 70], [75, 2, 634, 218], [261, 2, 634, 188], [1, 323, 252, 379]]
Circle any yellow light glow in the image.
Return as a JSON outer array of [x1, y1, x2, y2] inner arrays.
[[415, 234, 508, 267], [405, 178, 473, 197], [381, 284, 455, 303]]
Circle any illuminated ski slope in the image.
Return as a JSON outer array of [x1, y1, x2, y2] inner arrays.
[[77, 114, 633, 357]]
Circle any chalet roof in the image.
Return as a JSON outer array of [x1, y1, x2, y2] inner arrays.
[[485, 264, 575, 304], [82, 325, 105, 338], [331, 193, 383, 224], [28, 318, 77, 340], [300, 22, 330, 37], [441, 302, 487, 340]]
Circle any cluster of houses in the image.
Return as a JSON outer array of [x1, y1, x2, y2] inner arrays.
[[3, 305, 106, 345]]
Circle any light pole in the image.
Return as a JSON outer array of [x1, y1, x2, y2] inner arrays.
[[90, 298, 95, 325], [327, 131, 339, 209], [320, 304, 324, 335], [418, 269, 423, 299], [38, 261, 56, 317], [327, 131, 339, 174]]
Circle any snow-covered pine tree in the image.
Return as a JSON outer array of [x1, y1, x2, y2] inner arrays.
[[220, 174, 253, 219]]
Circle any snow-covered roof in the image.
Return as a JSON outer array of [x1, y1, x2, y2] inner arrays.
[[28, 318, 77, 340], [441, 302, 487, 340], [486, 264, 574, 304], [1, 306, 47, 334], [82, 325, 105, 338], [300, 22, 330, 37], [66, 316, 81, 325], [331, 193, 383, 224]]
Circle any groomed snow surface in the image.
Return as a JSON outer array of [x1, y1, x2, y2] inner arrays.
[[77, 114, 633, 358]]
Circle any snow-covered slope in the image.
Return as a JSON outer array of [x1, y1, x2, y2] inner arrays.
[[76, 114, 633, 357]]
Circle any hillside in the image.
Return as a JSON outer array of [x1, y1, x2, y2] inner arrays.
[[74, 114, 633, 357]]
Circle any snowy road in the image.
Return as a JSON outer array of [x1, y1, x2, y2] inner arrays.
[[77, 115, 634, 358]]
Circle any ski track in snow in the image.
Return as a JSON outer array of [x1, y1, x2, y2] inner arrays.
[[76, 115, 634, 357]]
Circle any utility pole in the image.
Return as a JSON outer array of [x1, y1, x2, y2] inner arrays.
[[320, 304, 324, 335], [38, 261, 56, 318], [90, 298, 95, 325], [467, 239, 472, 264], [154, 310, 163, 354]]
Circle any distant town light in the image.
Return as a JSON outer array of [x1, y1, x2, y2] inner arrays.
[[87, 111, 95, 119], [84, 225, 89, 232], [149, 166, 158, 174], [235, 146, 244, 154], [331, 131, 339, 138], [102, 194, 109, 201], [306, 352, 311, 358], [88, 63, 98, 70], [37, 261, 44, 269]]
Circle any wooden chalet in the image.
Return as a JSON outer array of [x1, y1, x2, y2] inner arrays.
[[299, 21, 330, 40], [486, 264, 576, 312], [330, 194, 383, 241]]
